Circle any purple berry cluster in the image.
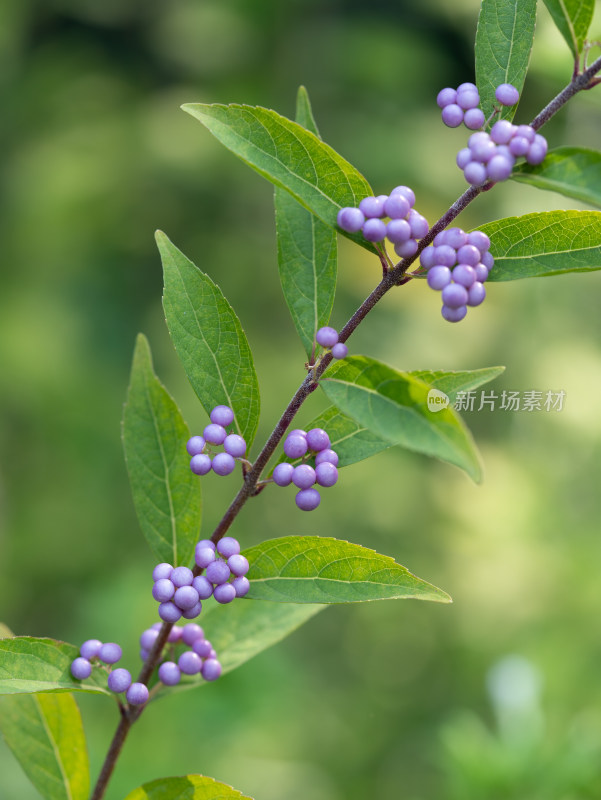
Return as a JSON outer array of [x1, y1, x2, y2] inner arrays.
[[70, 638, 149, 705], [457, 123, 548, 186], [187, 405, 246, 477], [152, 536, 249, 623], [273, 428, 339, 511], [142, 622, 222, 686], [316, 326, 347, 360], [437, 83, 485, 130], [337, 186, 429, 259], [419, 227, 494, 323]]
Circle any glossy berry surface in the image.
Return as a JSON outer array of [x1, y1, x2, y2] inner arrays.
[[331, 343, 348, 359], [99, 643, 122, 665], [126, 682, 149, 705], [315, 449, 339, 467], [195, 546, 216, 569], [495, 82, 520, 106], [173, 586, 200, 610], [206, 559, 231, 586], [315, 326, 338, 348], [80, 639, 103, 660], [152, 563, 173, 581], [213, 583, 237, 603], [152, 578, 175, 602], [158, 661, 181, 686], [71, 657, 92, 680], [192, 575, 214, 599], [171, 566, 193, 587], [232, 576, 250, 597], [203, 423, 227, 445], [108, 668, 132, 693], [211, 452, 236, 476], [292, 464, 316, 489], [284, 433, 308, 459], [216, 536, 240, 558], [296, 488, 321, 511], [201, 658, 223, 681], [273, 462, 294, 486], [158, 601, 182, 623], [315, 462, 338, 487], [186, 436, 206, 456], [210, 405, 234, 427], [182, 623, 204, 646], [227, 554, 250, 577], [306, 428, 330, 452], [337, 207, 365, 232], [223, 434, 246, 458], [190, 454, 212, 475], [178, 651, 202, 675]]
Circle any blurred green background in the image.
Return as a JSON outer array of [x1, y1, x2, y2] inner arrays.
[[2, 0, 601, 798]]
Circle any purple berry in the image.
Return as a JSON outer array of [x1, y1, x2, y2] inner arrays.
[[195, 545, 216, 569], [487, 154, 514, 182], [358, 196, 386, 218], [273, 462, 294, 486], [80, 639, 103, 660], [178, 651, 202, 675], [140, 628, 159, 651], [456, 147, 472, 169], [315, 449, 339, 467], [490, 120, 516, 144], [445, 228, 468, 249], [495, 83, 519, 106], [227, 554, 250, 577], [436, 87, 457, 108], [182, 623, 204, 646], [212, 452, 236, 476], [452, 264, 477, 288], [158, 661, 181, 686], [217, 536, 240, 558], [171, 566, 193, 587], [295, 488, 321, 511], [509, 136, 530, 157], [463, 108, 485, 130], [408, 210, 429, 239], [362, 218, 387, 242], [433, 245, 457, 268], [469, 136, 496, 163], [192, 575, 214, 599], [526, 135, 547, 165], [390, 185, 415, 206], [474, 263, 489, 282], [197, 539, 215, 550], [108, 668, 132, 693], [441, 104, 464, 127], [306, 428, 330, 452], [192, 639, 213, 658], [467, 231, 490, 253], [315, 326, 339, 348], [315, 462, 338, 487], [292, 464, 316, 489], [203, 423, 227, 445], [190, 454, 212, 476], [441, 283, 469, 309], [284, 433, 308, 459], [456, 245, 480, 266], [337, 207, 365, 233], [232, 576, 250, 597], [420, 246, 437, 269], [441, 304, 468, 323], [481, 251, 494, 269], [463, 161, 488, 186], [383, 194, 410, 219], [427, 265, 452, 291], [152, 578, 175, 602], [456, 89, 480, 110], [152, 563, 173, 581], [126, 682, 149, 705], [201, 658, 222, 682], [467, 282, 486, 306], [181, 601, 203, 620], [210, 405, 234, 427], [223, 434, 246, 458], [515, 124, 535, 143], [186, 436, 206, 456], [167, 625, 183, 643], [331, 343, 348, 359], [457, 82, 478, 93], [205, 559, 231, 586], [158, 601, 182, 623], [173, 585, 200, 611], [394, 238, 418, 258], [386, 219, 412, 244], [71, 657, 92, 680], [98, 643, 122, 665], [214, 583, 237, 604]]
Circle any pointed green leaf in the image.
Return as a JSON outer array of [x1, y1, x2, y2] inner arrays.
[[181, 103, 375, 252], [123, 333, 201, 566], [124, 775, 253, 800], [0, 638, 110, 696], [482, 210, 601, 281], [475, 0, 537, 120], [542, 0, 594, 57], [512, 147, 601, 209], [158, 231, 261, 447], [319, 356, 482, 481], [159, 599, 323, 696], [410, 367, 506, 403], [244, 536, 451, 604], [275, 88, 337, 356], [0, 692, 89, 800], [295, 85, 321, 137]]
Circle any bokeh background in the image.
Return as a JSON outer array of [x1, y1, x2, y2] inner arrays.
[[2, 0, 601, 797]]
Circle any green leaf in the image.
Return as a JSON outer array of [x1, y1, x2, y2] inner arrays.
[[161, 599, 322, 696], [123, 334, 201, 567], [410, 367, 506, 404], [475, 0, 537, 120], [295, 85, 321, 137], [244, 536, 451, 604], [275, 88, 337, 356], [0, 638, 110, 696], [512, 147, 601, 209], [0, 692, 89, 800], [542, 0, 594, 57], [158, 231, 261, 447], [181, 103, 375, 252], [319, 356, 482, 481], [124, 775, 253, 800], [0, 623, 14, 639], [482, 210, 601, 281]]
